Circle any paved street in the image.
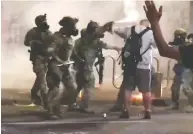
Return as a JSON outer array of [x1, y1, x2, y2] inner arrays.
[[2, 104, 193, 134], [1, 85, 192, 134]]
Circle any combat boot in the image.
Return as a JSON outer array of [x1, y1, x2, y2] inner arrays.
[[47, 104, 60, 120], [53, 105, 62, 118], [144, 111, 151, 119], [40, 91, 49, 110], [119, 109, 130, 119]]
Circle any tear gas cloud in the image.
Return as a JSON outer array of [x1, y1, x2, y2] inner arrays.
[[1, 0, 191, 89], [1, 0, 125, 89]]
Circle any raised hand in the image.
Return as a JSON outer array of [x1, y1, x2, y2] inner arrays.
[[143, 1, 163, 24]]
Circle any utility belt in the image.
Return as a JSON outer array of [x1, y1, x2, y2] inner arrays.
[[28, 49, 51, 62]]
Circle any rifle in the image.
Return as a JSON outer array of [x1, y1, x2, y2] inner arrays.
[[95, 48, 105, 85]]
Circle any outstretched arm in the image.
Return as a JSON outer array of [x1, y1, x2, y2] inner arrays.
[[143, 0, 180, 60], [106, 45, 122, 52], [98, 40, 122, 52], [103, 21, 131, 39], [113, 26, 131, 39], [144, 0, 193, 69]]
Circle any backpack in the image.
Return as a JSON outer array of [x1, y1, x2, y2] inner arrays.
[[121, 26, 150, 70]]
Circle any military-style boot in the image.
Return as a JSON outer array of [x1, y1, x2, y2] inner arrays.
[[119, 109, 130, 119], [47, 104, 60, 120], [31, 90, 41, 105], [53, 105, 62, 118], [144, 111, 151, 119], [40, 91, 49, 110]]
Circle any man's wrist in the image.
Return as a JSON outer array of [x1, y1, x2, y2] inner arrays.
[[150, 21, 159, 28]]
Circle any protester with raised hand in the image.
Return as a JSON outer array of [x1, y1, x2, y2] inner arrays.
[[144, 1, 193, 112], [143, 0, 193, 69]]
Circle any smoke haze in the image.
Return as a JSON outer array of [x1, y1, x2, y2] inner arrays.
[[1, 0, 192, 89]]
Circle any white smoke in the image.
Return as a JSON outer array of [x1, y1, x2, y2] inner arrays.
[[1, 1, 191, 89], [116, 0, 139, 23], [1, 1, 125, 89]]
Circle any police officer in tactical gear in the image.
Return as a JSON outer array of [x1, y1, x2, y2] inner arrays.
[[73, 21, 120, 113], [46, 16, 79, 119], [169, 28, 187, 46], [71, 29, 86, 98], [170, 28, 187, 110], [24, 14, 53, 109]]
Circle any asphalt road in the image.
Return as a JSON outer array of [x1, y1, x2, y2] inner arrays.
[[2, 104, 193, 134], [1, 85, 191, 134]]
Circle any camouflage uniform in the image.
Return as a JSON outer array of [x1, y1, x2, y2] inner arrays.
[[24, 26, 53, 108], [180, 34, 193, 112], [47, 31, 77, 115], [170, 28, 187, 109], [74, 37, 109, 109], [181, 68, 193, 112], [73, 21, 119, 111], [171, 62, 184, 108]]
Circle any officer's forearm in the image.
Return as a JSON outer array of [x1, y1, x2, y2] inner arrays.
[[51, 52, 64, 64], [55, 56, 64, 64], [114, 30, 126, 39], [106, 45, 121, 51]]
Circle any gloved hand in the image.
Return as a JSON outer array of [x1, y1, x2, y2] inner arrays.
[[103, 21, 114, 33]]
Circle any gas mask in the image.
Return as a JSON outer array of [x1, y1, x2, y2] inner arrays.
[[86, 21, 104, 40], [70, 27, 79, 36], [60, 27, 79, 37], [59, 17, 79, 37], [172, 35, 186, 46], [35, 14, 50, 31], [39, 21, 49, 30]]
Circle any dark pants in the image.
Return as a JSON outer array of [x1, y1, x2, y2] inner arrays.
[[47, 61, 77, 114], [31, 56, 48, 107], [75, 63, 95, 109], [171, 75, 182, 106]]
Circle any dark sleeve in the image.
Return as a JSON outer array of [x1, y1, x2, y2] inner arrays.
[[97, 40, 108, 49], [179, 45, 193, 69], [24, 29, 35, 46]]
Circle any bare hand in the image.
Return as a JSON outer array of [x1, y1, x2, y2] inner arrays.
[[143, 1, 163, 24]]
